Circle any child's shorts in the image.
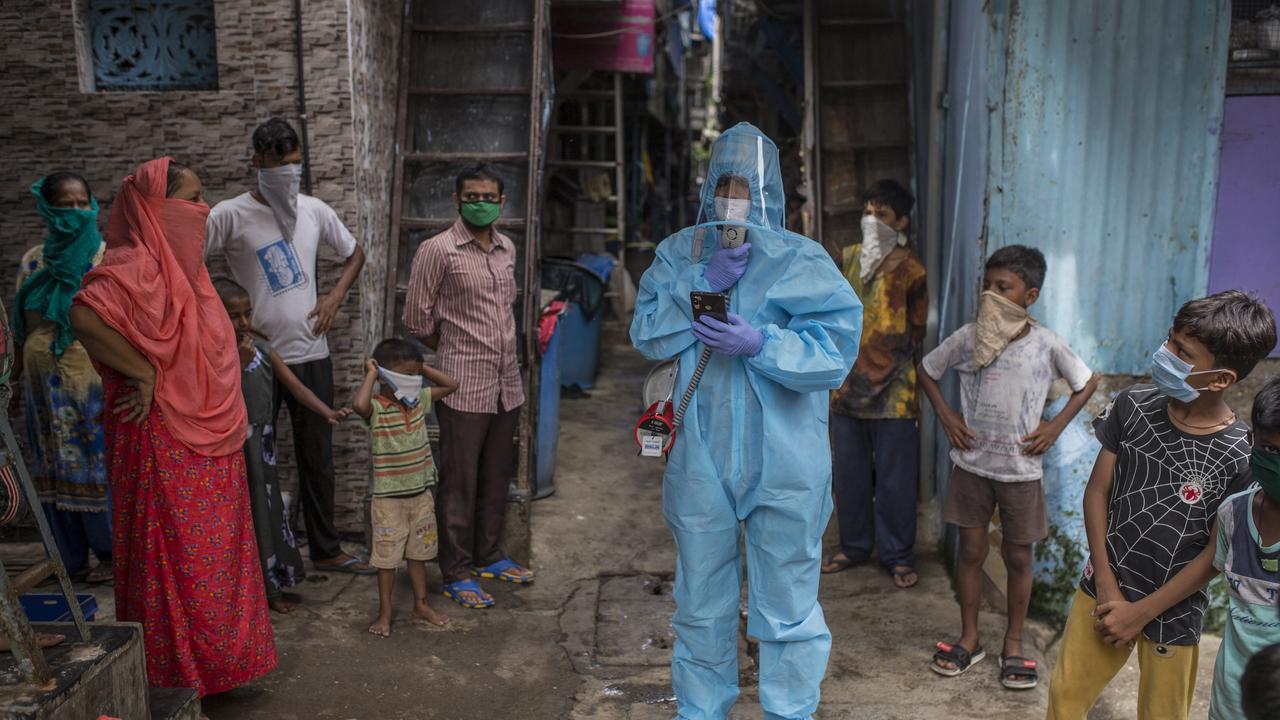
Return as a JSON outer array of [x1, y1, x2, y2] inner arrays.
[[370, 490, 439, 570], [942, 466, 1047, 544]]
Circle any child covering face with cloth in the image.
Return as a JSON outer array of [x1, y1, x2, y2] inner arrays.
[[354, 338, 459, 637]]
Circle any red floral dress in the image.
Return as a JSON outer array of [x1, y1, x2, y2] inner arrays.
[[102, 370, 277, 695]]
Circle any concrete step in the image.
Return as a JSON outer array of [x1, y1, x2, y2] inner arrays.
[[149, 686, 201, 720]]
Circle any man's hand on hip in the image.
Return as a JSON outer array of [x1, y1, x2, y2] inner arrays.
[[309, 292, 342, 336]]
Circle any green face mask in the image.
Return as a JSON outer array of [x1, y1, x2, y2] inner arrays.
[[459, 201, 501, 228], [1252, 449, 1280, 503]]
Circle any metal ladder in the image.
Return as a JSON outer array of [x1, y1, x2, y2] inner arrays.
[[0, 383, 91, 684], [548, 71, 626, 268]]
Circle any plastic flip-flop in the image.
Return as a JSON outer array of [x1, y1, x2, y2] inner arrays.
[[471, 557, 535, 585], [443, 578, 494, 609]]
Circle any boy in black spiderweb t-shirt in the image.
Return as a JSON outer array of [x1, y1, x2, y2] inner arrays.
[[1046, 290, 1277, 720]]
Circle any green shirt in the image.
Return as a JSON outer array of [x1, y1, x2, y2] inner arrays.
[[365, 390, 436, 498]]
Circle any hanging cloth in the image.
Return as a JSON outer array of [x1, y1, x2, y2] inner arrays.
[[75, 157, 247, 457]]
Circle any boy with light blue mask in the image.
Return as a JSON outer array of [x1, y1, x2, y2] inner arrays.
[[1047, 290, 1277, 720]]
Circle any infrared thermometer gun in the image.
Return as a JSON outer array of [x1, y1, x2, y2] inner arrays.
[[720, 224, 748, 250]]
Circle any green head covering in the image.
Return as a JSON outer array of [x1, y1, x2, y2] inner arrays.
[[13, 177, 103, 357]]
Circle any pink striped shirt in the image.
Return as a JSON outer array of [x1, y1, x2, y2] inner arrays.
[[402, 219, 525, 414]]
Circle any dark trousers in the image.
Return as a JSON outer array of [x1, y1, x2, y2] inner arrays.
[[831, 414, 919, 569], [435, 401, 520, 583], [273, 356, 343, 562]]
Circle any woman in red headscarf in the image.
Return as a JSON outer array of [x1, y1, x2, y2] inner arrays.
[[70, 158, 277, 695]]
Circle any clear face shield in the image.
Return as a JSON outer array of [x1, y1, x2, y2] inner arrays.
[[691, 123, 789, 261]]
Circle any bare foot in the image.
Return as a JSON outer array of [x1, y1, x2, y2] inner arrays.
[[268, 597, 296, 614], [0, 633, 65, 652], [368, 614, 391, 638], [414, 600, 449, 627]]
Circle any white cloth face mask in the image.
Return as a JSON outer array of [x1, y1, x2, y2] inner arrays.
[[378, 367, 423, 407], [257, 164, 303, 243], [714, 197, 751, 222], [858, 215, 906, 284]]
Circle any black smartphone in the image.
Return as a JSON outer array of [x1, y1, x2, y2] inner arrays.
[[690, 291, 729, 324]]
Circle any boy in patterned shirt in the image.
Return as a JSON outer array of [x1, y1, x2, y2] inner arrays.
[[1208, 375, 1280, 720], [824, 180, 928, 589], [354, 338, 459, 637], [1047, 291, 1277, 720]]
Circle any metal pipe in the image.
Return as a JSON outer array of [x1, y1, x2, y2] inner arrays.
[[293, 0, 314, 194]]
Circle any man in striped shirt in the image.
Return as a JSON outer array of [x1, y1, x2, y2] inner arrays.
[[403, 164, 534, 609]]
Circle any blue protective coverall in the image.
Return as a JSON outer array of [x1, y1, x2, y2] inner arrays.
[[630, 123, 863, 719]]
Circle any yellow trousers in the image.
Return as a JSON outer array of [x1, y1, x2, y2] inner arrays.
[[1046, 588, 1198, 720]]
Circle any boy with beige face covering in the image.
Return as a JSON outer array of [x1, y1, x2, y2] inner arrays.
[[920, 244, 1099, 689]]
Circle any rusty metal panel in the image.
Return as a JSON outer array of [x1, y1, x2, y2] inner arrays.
[[985, 0, 1229, 374]]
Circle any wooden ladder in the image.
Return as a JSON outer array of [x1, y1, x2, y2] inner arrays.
[[0, 383, 91, 684], [805, 0, 915, 256], [384, 0, 552, 493]]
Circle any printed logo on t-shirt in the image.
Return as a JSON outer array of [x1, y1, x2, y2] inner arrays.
[[1179, 481, 1204, 505], [255, 238, 308, 295]]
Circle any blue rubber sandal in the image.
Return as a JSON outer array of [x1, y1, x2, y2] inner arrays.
[[443, 578, 494, 609], [471, 557, 535, 585]]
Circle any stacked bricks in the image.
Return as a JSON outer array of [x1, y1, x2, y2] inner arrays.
[[0, 0, 403, 533]]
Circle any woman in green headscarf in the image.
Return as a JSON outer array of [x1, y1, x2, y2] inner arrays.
[[13, 172, 111, 584]]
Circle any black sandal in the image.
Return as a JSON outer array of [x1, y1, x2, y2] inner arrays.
[[889, 565, 919, 588], [821, 552, 867, 574], [930, 641, 986, 677], [999, 655, 1039, 690]]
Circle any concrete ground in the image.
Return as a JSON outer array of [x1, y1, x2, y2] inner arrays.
[[50, 326, 1222, 718]]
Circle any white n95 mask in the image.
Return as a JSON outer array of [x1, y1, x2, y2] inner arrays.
[[714, 197, 751, 222], [378, 367, 423, 407]]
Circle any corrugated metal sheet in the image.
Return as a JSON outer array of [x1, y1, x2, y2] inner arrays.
[[931, 0, 993, 504], [984, 0, 1229, 374]]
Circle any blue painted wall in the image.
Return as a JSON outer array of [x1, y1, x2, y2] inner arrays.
[[983, 0, 1229, 375]]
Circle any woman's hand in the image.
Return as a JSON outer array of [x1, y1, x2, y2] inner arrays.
[[113, 370, 156, 425]]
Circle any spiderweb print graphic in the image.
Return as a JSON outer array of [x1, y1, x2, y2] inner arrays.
[[1096, 387, 1250, 645]]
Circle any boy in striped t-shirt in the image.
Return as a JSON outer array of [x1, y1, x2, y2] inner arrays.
[[354, 338, 459, 637]]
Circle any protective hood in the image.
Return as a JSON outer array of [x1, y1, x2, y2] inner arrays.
[[697, 123, 786, 232]]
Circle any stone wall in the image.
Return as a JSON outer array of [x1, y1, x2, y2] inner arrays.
[[0, 0, 403, 533]]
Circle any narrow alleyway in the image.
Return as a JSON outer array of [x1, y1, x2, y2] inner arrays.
[[198, 326, 1220, 718]]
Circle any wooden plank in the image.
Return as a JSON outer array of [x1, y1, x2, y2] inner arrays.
[[399, 216, 527, 230], [820, 18, 899, 27], [404, 152, 530, 162], [413, 23, 533, 33], [821, 80, 906, 89], [9, 558, 55, 596], [550, 125, 618, 134], [559, 89, 615, 99], [547, 159, 618, 168], [409, 86, 530, 96], [383, 0, 415, 338]]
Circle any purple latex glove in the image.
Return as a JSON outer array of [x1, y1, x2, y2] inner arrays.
[[702, 242, 752, 292], [692, 313, 764, 357]]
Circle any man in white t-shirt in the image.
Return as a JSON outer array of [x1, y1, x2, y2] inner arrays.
[[207, 118, 372, 576]]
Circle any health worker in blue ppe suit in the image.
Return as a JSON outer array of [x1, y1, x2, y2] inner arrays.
[[630, 122, 863, 719]]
